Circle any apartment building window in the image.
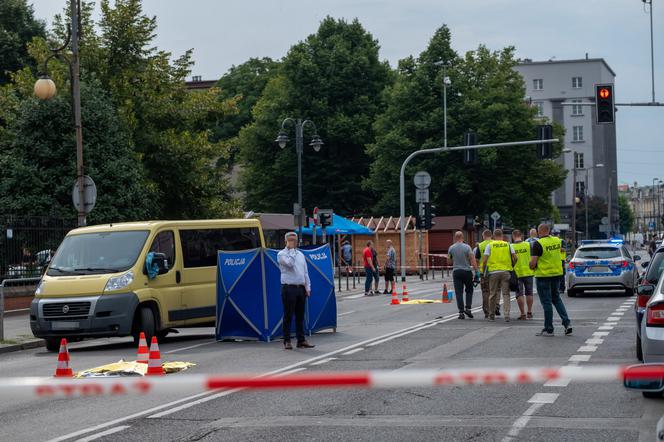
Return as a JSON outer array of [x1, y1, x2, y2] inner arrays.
[[575, 181, 586, 198], [574, 152, 584, 169], [573, 125, 584, 142], [571, 99, 583, 116], [533, 79, 543, 90], [534, 101, 544, 116], [572, 76, 583, 88]]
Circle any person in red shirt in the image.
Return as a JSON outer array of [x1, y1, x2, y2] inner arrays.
[[363, 240, 377, 296]]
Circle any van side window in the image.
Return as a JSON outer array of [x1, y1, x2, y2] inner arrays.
[[180, 228, 259, 268], [150, 231, 175, 271]]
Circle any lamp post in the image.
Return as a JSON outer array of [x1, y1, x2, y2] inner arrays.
[[653, 178, 661, 235], [583, 163, 604, 239], [33, 0, 86, 227], [275, 119, 323, 245], [562, 149, 579, 248], [642, 0, 656, 103], [434, 61, 451, 148]]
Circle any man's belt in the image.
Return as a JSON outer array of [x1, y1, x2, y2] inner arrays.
[[282, 284, 305, 288]]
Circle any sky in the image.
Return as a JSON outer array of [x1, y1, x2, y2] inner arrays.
[[29, 0, 664, 187]]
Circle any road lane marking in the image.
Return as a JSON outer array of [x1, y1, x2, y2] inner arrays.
[[74, 426, 130, 442], [606, 317, 620, 322], [528, 392, 559, 404], [345, 294, 366, 299], [342, 348, 364, 356], [569, 354, 591, 362], [593, 331, 610, 337], [543, 377, 571, 387], [310, 357, 337, 366], [612, 312, 625, 316], [585, 338, 604, 345], [578, 346, 598, 352], [163, 341, 217, 354], [338, 310, 356, 317]]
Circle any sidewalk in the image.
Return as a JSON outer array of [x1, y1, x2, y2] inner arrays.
[[0, 313, 44, 354], [335, 273, 455, 298]]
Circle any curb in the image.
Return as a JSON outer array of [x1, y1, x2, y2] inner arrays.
[[0, 339, 45, 355]]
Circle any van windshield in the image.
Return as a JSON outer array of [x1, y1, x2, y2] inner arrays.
[[47, 231, 149, 276]]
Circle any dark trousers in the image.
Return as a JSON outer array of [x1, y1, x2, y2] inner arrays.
[[282, 285, 306, 343], [453, 269, 474, 312], [535, 276, 571, 333]]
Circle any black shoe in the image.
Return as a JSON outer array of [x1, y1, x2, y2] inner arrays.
[[364, 292, 373, 296], [297, 341, 315, 348], [464, 309, 474, 319], [383, 290, 389, 295], [284, 341, 293, 350], [564, 326, 573, 336], [495, 309, 501, 316], [458, 312, 465, 319]]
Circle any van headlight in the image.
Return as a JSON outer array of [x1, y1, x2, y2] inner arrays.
[[104, 271, 134, 292], [35, 280, 45, 295]]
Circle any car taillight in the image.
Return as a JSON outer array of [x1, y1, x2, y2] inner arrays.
[[568, 261, 575, 269], [638, 293, 652, 308], [621, 260, 629, 268], [647, 304, 664, 326]]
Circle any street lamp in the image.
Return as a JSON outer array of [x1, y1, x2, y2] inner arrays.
[[653, 178, 661, 235], [275, 118, 323, 244], [434, 61, 451, 148], [561, 149, 580, 248], [583, 163, 604, 239], [33, 0, 86, 227]]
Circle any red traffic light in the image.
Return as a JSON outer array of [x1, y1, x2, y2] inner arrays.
[[599, 88, 610, 99]]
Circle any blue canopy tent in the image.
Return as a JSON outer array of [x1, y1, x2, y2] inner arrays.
[[300, 214, 374, 236], [216, 245, 336, 342]]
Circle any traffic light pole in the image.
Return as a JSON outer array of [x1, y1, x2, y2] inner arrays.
[[398, 138, 559, 281]]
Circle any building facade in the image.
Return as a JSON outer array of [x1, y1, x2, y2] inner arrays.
[[514, 58, 619, 234], [620, 183, 664, 234]]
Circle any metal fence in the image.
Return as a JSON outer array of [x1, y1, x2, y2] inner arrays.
[[0, 216, 77, 282]]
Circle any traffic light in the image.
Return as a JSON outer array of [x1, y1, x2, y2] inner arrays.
[[463, 131, 478, 165], [536, 124, 553, 159], [425, 203, 436, 230], [595, 84, 615, 124]]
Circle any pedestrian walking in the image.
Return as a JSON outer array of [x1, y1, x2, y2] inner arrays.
[[341, 240, 353, 274], [384, 240, 397, 294], [371, 243, 381, 294], [363, 240, 377, 296], [530, 223, 572, 337], [448, 231, 478, 319], [475, 229, 493, 318], [277, 232, 315, 350], [482, 229, 517, 322], [511, 229, 534, 320], [649, 234, 658, 258]]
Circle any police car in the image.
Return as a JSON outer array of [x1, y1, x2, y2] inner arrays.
[[566, 239, 640, 297]]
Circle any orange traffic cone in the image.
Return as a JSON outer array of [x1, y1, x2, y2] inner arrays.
[[136, 332, 149, 364], [146, 336, 164, 376], [390, 287, 400, 305], [402, 282, 409, 303], [54, 338, 73, 378], [442, 284, 450, 303]]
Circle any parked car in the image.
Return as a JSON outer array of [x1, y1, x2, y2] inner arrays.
[[566, 240, 640, 297], [635, 246, 664, 361], [636, 268, 664, 365]]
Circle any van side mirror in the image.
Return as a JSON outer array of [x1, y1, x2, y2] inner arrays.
[[637, 284, 656, 297], [152, 253, 169, 275], [623, 364, 664, 392], [642, 261, 650, 269], [144, 252, 169, 279]]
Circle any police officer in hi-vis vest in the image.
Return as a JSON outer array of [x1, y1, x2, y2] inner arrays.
[[511, 229, 534, 320], [482, 229, 517, 322], [529, 223, 572, 337], [474, 229, 494, 318]]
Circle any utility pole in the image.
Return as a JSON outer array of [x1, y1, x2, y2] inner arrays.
[[571, 167, 578, 245]]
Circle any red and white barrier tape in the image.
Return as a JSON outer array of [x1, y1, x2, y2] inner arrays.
[[0, 365, 655, 399]]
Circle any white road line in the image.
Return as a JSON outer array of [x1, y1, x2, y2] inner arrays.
[[502, 393, 559, 442], [163, 341, 217, 354], [345, 293, 366, 299], [528, 392, 560, 404], [310, 357, 337, 366], [543, 377, 571, 387], [578, 345, 598, 352], [606, 317, 620, 322], [50, 314, 456, 441], [341, 347, 364, 356], [598, 326, 614, 330], [585, 338, 604, 345], [74, 426, 131, 442], [593, 331, 610, 337], [337, 310, 356, 317], [569, 354, 591, 362], [612, 312, 625, 316]]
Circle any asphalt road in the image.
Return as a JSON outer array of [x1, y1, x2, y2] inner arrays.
[[0, 273, 663, 442]]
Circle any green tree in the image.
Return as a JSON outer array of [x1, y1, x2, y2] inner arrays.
[[0, 81, 155, 222], [575, 196, 608, 240], [0, 0, 45, 84], [366, 26, 565, 227], [618, 194, 634, 234], [238, 17, 393, 214]]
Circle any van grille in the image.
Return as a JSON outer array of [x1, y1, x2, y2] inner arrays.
[[43, 302, 91, 319]]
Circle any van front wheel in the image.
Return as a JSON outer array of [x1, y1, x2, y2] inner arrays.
[[133, 306, 156, 344], [45, 337, 60, 352]]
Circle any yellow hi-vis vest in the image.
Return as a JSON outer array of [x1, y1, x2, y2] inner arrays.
[[560, 242, 566, 261], [487, 240, 513, 272], [535, 236, 564, 278], [478, 239, 491, 272], [512, 241, 534, 278]]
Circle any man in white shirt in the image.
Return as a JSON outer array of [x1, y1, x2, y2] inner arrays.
[[277, 232, 315, 350]]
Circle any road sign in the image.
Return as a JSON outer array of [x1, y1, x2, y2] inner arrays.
[[413, 171, 431, 189], [599, 225, 611, 233], [490, 211, 501, 221], [415, 189, 429, 203], [601, 217, 609, 225], [649, 222, 656, 230], [72, 175, 97, 214]]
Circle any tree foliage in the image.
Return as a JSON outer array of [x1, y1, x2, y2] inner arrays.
[[575, 196, 608, 240], [366, 26, 566, 227], [618, 194, 634, 234], [238, 17, 393, 214], [0, 0, 45, 84]]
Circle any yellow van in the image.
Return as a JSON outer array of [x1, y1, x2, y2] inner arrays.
[[30, 219, 265, 351]]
